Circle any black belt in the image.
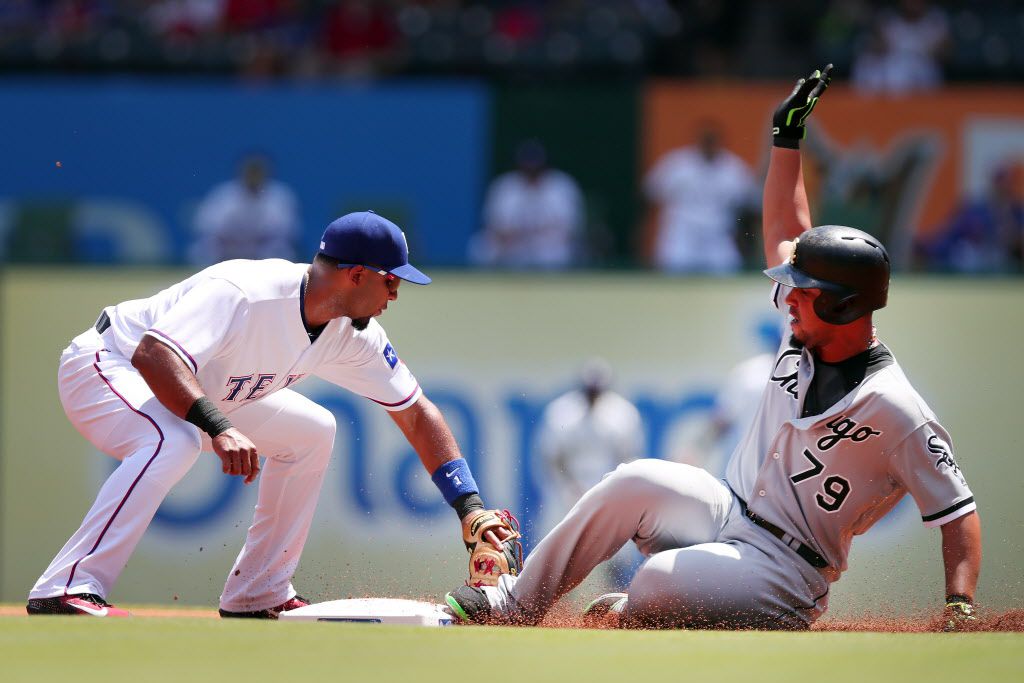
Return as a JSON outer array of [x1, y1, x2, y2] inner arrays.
[[95, 310, 111, 334], [745, 508, 828, 569]]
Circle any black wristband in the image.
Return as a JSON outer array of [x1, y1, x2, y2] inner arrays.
[[946, 594, 972, 605], [185, 396, 233, 438], [773, 135, 801, 149], [453, 492, 485, 520]]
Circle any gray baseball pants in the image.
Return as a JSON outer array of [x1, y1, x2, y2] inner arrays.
[[492, 459, 830, 629]]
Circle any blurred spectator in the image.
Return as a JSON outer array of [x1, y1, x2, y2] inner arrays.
[[642, 121, 758, 273], [470, 139, 585, 269], [188, 154, 300, 265], [852, 0, 950, 94], [221, 0, 290, 33], [533, 358, 645, 587], [316, 0, 404, 77], [4, 1, 1024, 82], [144, 0, 223, 38], [917, 162, 1024, 274]]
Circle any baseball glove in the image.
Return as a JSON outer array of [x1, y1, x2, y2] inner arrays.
[[461, 509, 523, 588]]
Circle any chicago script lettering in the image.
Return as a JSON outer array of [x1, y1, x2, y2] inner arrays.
[[817, 415, 882, 450]]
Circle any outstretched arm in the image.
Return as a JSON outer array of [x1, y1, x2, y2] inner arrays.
[[762, 65, 833, 266], [940, 510, 982, 630], [388, 394, 463, 475], [389, 396, 515, 552]]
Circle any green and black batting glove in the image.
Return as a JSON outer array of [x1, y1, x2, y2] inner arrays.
[[942, 594, 977, 632], [772, 64, 833, 149]]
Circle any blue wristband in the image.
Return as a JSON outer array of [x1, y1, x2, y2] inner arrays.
[[431, 458, 479, 506]]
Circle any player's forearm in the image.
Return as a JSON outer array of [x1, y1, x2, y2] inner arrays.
[[389, 396, 463, 474], [940, 511, 982, 600], [131, 335, 206, 418], [762, 147, 812, 266]]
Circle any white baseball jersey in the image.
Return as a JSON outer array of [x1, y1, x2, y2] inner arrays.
[[725, 283, 975, 579], [31, 258, 422, 611], [102, 258, 421, 412]]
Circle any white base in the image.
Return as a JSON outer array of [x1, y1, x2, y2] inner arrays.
[[278, 598, 454, 626]]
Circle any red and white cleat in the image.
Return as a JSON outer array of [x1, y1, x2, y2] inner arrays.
[[219, 595, 311, 619], [26, 593, 131, 617]]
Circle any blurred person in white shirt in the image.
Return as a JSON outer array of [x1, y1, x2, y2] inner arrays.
[[534, 359, 645, 588], [852, 0, 949, 94], [471, 139, 585, 269], [643, 122, 757, 274], [190, 154, 300, 265]]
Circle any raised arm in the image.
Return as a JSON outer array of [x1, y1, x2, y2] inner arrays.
[[763, 66, 833, 266]]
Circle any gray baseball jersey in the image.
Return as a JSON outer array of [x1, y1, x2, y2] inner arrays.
[[468, 283, 976, 628], [725, 284, 975, 580]]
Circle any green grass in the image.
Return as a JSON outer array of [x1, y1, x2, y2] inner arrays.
[[1, 614, 1021, 683]]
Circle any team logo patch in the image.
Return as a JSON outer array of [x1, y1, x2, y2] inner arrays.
[[770, 349, 801, 400], [928, 435, 963, 480], [382, 343, 398, 369]]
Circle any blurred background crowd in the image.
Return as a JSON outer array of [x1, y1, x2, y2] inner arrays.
[[2, 0, 1023, 273], [4, 0, 1024, 82]]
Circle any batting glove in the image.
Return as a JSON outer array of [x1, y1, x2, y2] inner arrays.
[[942, 595, 977, 632], [772, 64, 833, 149]]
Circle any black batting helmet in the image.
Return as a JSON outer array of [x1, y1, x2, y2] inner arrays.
[[764, 225, 890, 325]]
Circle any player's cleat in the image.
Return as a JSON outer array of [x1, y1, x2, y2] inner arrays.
[[582, 593, 628, 628], [444, 585, 492, 624], [219, 595, 310, 619], [26, 593, 130, 617]]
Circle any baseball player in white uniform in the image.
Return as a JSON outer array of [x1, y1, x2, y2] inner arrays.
[[445, 66, 983, 631], [28, 210, 515, 617]]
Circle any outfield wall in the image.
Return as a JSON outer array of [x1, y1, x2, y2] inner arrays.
[[4, 81, 1024, 268], [2, 269, 1022, 617]]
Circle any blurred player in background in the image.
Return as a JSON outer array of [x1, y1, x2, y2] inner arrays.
[[188, 153, 301, 265], [696, 319, 783, 477], [445, 65, 982, 632], [27, 211, 516, 618], [534, 358, 644, 588], [470, 139, 585, 269], [642, 120, 758, 274]]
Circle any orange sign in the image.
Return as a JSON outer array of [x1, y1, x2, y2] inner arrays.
[[643, 83, 1024, 261]]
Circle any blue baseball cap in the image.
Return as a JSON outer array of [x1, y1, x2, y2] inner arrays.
[[318, 211, 431, 285]]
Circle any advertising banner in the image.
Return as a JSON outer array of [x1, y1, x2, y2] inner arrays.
[[3, 269, 1021, 617]]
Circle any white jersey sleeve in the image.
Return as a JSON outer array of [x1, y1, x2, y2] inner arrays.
[[888, 421, 976, 527], [143, 278, 249, 374], [769, 281, 789, 313], [315, 322, 422, 412]]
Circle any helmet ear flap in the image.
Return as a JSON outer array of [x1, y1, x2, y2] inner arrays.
[[813, 290, 861, 325]]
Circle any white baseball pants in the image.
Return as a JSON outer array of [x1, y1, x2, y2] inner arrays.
[[29, 327, 336, 612], [494, 459, 830, 629]]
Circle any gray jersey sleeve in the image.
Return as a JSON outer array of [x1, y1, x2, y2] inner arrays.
[[888, 421, 976, 527]]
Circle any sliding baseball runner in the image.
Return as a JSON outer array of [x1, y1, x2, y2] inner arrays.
[[444, 66, 982, 631]]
